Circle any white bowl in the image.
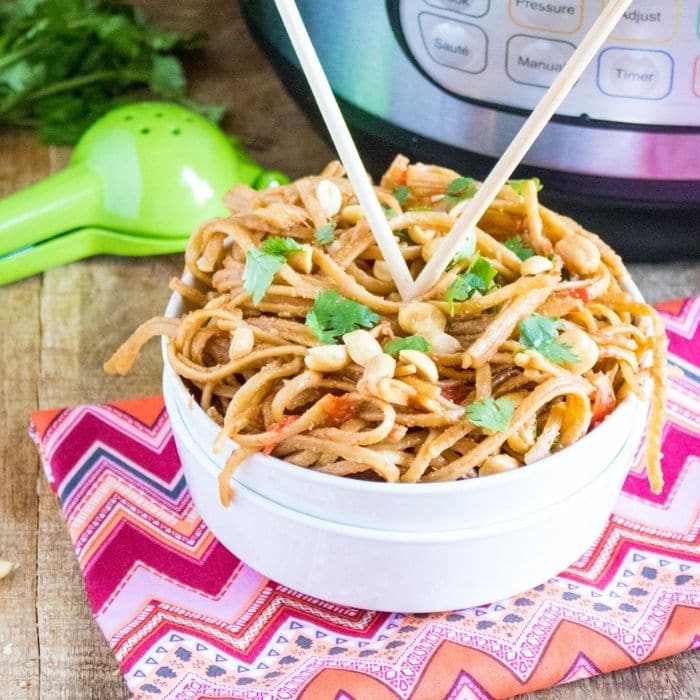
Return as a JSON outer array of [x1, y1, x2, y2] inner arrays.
[[161, 275, 648, 610], [166, 382, 645, 612], [162, 278, 646, 532]]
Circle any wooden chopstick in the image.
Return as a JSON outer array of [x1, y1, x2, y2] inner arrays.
[[273, 0, 414, 300], [409, 0, 634, 300]]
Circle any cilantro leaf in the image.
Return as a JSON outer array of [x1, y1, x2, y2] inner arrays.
[[517, 313, 580, 365], [444, 255, 498, 311], [466, 397, 515, 433], [504, 235, 535, 261], [445, 176, 477, 205], [383, 335, 431, 356], [261, 236, 304, 257], [306, 290, 380, 344], [538, 341, 579, 364], [507, 178, 543, 196], [315, 221, 336, 245], [447, 176, 477, 196], [393, 185, 410, 206], [244, 237, 307, 304], [243, 249, 285, 305], [518, 313, 560, 349], [383, 205, 397, 219]]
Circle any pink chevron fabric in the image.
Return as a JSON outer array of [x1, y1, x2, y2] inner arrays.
[[30, 298, 700, 700]]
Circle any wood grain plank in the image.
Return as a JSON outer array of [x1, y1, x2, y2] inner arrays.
[[0, 128, 50, 700], [11, 1, 697, 699]]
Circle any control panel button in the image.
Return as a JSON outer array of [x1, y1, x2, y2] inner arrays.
[[425, 0, 490, 18], [605, 0, 679, 43], [694, 56, 700, 98], [509, 0, 583, 34], [506, 34, 575, 88], [418, 12, 488, 74], [597, 48, 673, 100]]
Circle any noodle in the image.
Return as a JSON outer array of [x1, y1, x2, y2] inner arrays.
[[105, 157, 668, 500]]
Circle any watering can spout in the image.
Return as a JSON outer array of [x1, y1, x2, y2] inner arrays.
[[0, 165, 101, 258]]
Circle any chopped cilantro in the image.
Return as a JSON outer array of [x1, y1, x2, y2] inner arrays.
[[445, 176, 477, 205], [444, 255, 498, 311], [393, 185, 410, 206], [504, 235, 535, 261], [507, 178, 543, 196], [466, 397, 515, 433], [383, 335, 431, 356], [517, 314, 580, 365], [260, 236, 303, 257], [538, 341, 580, 364], [315, 221, 337, 245], [306, 290, 380, 344], [243, 237, 306, 305], [383, 205, 397, 219]]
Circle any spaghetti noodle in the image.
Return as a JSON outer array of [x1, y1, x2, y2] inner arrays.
[[105, 157, 667, 501]]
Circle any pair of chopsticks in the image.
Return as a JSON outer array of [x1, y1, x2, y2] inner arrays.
[[274, 0, 633, 300]]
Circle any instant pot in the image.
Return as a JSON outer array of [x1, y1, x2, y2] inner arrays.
[[243, 1, 700, 259]]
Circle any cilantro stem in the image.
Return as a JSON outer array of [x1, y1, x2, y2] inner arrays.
[[0, 70, 145, 116], [0, 42, 45, 70], [28, 70, 145, 101]]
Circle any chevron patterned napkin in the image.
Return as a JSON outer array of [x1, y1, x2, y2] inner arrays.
[[30, 298, 699, 700]]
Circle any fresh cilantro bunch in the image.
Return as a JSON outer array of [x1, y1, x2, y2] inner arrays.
[[306, 290, 380, 344], [444, 255, 498, 311], [466, 397, 515, 432], [518, 314, 579, 364], [243, 237, 306, 305], [444, 176, 477, 205], [504, 235, 535, 261], [0, 0, 223, 144], [383, 335, 431, 356], [507, 178, 543, 196]]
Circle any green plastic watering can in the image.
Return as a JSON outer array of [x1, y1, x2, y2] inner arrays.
[[0, 102, 287, 285]]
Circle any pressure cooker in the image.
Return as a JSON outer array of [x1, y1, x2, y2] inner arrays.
[[243, 0, 699, 259]]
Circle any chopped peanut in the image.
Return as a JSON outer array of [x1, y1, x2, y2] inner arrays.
[[305, 345, 350, 372], [398, 301, 446, 335], [229, 326, 255, 360], [342, 330, 383, 366], [558, 325, 600, 374], [316, 179, 342, 217], [479, 454, 520, 476], [520, 255, 553, 276], [555, 236, 601, 276]]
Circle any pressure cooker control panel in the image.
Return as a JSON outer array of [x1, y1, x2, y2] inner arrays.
[[398, 0, 700, 126]]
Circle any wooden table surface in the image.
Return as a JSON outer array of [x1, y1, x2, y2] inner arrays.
[[0, 1, 697, 698]]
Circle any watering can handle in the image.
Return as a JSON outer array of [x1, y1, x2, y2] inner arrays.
[[0, 165, 101, 258]]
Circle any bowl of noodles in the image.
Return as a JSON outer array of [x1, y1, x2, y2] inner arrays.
[[106, 156, 667, 611]]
